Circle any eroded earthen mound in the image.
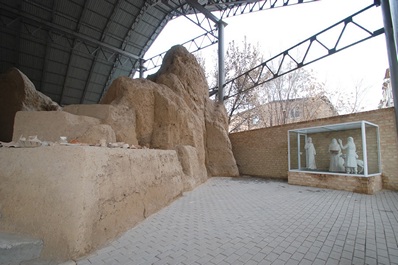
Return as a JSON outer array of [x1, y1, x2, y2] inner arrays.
[[0, 67, 61, 141], [101, 45, 239, 178], [5, 46, 239, 182]]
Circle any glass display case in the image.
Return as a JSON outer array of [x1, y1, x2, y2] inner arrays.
[[288, 120, 381, 177]]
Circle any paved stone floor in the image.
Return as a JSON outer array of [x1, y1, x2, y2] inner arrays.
[[77, 177, 398, 265]]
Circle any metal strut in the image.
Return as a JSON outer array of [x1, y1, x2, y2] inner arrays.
[[143, 29, 219, 71], [210, 2, 384, 99], [206, 0, 320, 19], [143, 0, 320, 75], [162, 0, 218, 37]]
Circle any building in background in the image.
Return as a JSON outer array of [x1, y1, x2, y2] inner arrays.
[[379, 68, 394, 108], [230, 96, 338, 132]]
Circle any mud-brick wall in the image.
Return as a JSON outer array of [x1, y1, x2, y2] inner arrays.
[[229, 108, 398, 190]]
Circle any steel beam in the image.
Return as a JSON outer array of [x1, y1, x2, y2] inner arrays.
[[38, 0, 57, 93], [143, 29, 218, 71], [205, 0, 320, 19], [212, 3, 384, 100], [162, 0, 218, 37], [100, 1, 152, 100], [58, 0, 91, 105], [143, 0, 319, 78], [184, 0, 227, 103], [185, 0, 223, 24], [80, 0, 124, 104]]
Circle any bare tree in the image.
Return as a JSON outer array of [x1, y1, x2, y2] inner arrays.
[[330, 78, 371, 115], [194, 52, 212, 86], [228, 60, 337, 132], [219, 37, 266, 128], [200, 40, 337, 132], [262, 65, 333, 126]]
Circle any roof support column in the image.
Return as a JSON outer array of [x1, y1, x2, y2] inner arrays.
[[185, 0, 227, 103], [139, 58, 145, 78], [381, 0, 398, 136], [218, 21, 225, 104]]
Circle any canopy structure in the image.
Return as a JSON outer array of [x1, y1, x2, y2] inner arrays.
[[0, 0, 337, 106], [1, 0, 397, 119]]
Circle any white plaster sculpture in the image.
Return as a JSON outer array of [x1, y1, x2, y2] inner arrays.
[[304, 137, 316, 169], [59, 136, 68, 144], [0, 135, 43, 148], [338, 137, 357, 174], [328, 138, 345, 172]]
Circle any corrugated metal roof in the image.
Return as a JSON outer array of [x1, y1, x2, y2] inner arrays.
[[1, 0, 179, 105]]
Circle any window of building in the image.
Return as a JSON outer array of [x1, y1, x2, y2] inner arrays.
[[252, 115, 260, 125], [290, 108, 300, 118]]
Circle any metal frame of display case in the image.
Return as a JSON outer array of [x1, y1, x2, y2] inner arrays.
[[288, 120, 381, 177]]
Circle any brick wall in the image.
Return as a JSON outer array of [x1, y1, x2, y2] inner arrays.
[[229, 107, 398, 190], [288, 172, 382, 195]]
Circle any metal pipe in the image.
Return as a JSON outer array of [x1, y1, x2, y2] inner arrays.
[[218, 21, 225, 103], [381, 0, 398, 136], [139, 59, 144, 78], [361, 121, 368, 176]]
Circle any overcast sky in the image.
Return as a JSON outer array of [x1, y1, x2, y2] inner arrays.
[[143, 0, 389, 112]]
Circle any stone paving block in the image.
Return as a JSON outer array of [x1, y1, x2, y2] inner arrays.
[[247, 246, 262, 256], [100, 256, 118, 264], [260, 246, 274, 254], [377, 254, 390, 263], [352, 256, 365, 264], [313, 258, 326, 265], [291, 251, 305, 261], [238, 252, 253, 263], [323, 240, 334, 247], [272, 246, 285, 255], [303, 251, 317, 261], [298, 259, 313, 265], [284, 246, 297, 255], [331, 245, 343, 253], [284, 259, 300, 265], [365, 249, 377, 259], [329, 250, 341, 260], [339, 257, 353, 265], [76, 260, 91, 265], [271, 259, 287, 265], [309, 245, 321, 255], [390, 254, 398, 263], [325, 258, 339, 265], [223, 253, 240, 264], [279, 252, 292, 261], [265, 252, 279, 262], [316, 251, 329, 261], [341, 250, 353, 260], [251, 252, 266, 262], [88, 255, 106, 264], [235, 247, 249, 256], [378, 248, 389, 258]]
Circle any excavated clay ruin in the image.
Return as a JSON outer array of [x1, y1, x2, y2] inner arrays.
[[0, 45, 239, 261]]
